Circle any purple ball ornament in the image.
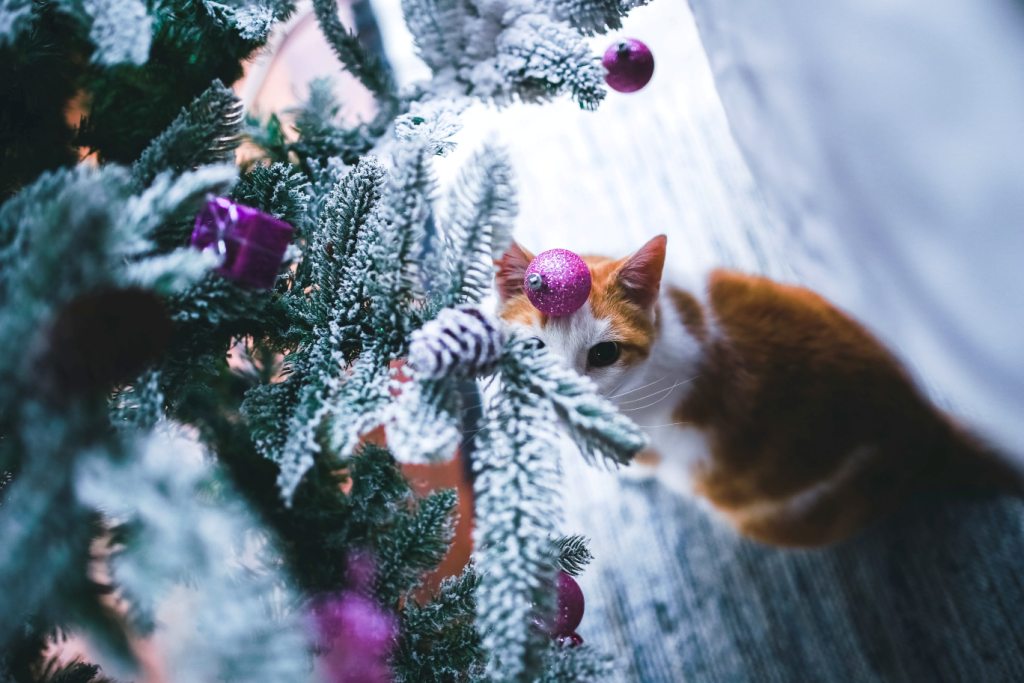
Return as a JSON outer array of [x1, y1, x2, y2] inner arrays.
[[312, 592, 397, 683], [523, 249, 592, 317], [190, 196, 294, 290], [553, 571, 585, 636], [602, 38, 655, 93], [535, 571, 586, 637]]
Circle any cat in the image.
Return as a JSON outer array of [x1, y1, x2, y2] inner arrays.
[[495, 235, 1019, 547]]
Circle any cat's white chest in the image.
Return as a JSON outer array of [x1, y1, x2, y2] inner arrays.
[[614, 290, 711, 497], [622, 399, 711, 498]]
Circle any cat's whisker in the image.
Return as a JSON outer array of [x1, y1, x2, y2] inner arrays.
[[617, 375, 699, 411], [619, 386, 683, 412], [634, 420, 692, 429], [607, 376, 673, 399], [616, 382, 680, 407]]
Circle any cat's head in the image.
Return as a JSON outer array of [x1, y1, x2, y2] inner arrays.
[[495, 235, 667, 394]]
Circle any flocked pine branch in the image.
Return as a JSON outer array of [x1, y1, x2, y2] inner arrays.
[[398, 0, 609, 109], [285, 78, 382, 165], [470, 335, 644, 680], [75, 426, 309, 681], [514, 336, 648, 466], [200, 0, 290, 42], [0, 0, 151, 65], [311, 0, 396, 105], [550, 0, 652, 36], [438, 144, 517, 307], [370, 138, 437, 351], [81, 0, 152, 65], [495, 10, 606, 110], [132, 80, 244, 190], [472, 356, 563, 682], [386, 376, 465, 465], [538, 642, 616, 682], [231, 162, 310, 235], [0, 0, 34, 47], [393, 565, 486, 682], [555, 534, 594, 577], [243, 159, 391, 501], [374, 487, 458, 603], [400, 0, 465, 73]]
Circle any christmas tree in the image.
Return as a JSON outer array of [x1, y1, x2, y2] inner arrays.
[[0, 0, 649, 680]]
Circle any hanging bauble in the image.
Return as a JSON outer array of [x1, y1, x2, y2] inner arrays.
[[603, 38, 655, 93], [190, 196, 294, 290], [552, 571, 585, 636], [313, 591, 397, 683], [537, 571, 587, 637], [523, 249, 592, 317]]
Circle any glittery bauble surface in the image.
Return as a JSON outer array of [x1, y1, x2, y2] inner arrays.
[[553, 571, 585, 636], [602, 38, 655, 93], [523, 249, 592, 317]]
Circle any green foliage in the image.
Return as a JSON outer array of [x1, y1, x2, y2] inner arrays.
[[394, 567, 486, 682], [132, 80, 244, 190], [556, 534, 595, 577], [231, 162, 310, 237], [538, 643, 616, 682], [241, 159, 397, 501], [75, 429, 310, 682], [496, 14, 606, 111], [79, 0, 152, 65], [470, 335, 644, 681], [438, 144, 518, 307], [473, 345, 564, 681], [1, 0, 655, 678], [376, 487, 458, 602], [552, 0, 651, 36], [310, 0, 396, 106], [515, 338, 648, 466], [288, 78, 383, 165]]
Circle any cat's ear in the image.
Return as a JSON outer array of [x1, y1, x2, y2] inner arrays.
[[617, 234, 667, 308], [495, 242, 535, 301]]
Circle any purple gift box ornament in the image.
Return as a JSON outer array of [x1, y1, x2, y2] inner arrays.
[[190, 196, 294, 290]]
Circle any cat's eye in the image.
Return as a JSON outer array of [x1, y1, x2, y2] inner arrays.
[[587, 341, 620, 368], [531, 337, 545, 349]]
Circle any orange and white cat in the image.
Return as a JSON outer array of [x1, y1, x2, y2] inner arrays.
[[496, 235, 1018, 547]]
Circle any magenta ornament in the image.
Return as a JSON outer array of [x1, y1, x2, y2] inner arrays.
[[536, 571, 587, 637], [523, 249, 592, 317], [190, 196, 293, 290], [602, 38, 655, 93], [553, 571, 585, 636], [313, 592, 397, 683]]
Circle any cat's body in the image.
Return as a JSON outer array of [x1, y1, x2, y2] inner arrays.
[[497, 236, 1017, 546]]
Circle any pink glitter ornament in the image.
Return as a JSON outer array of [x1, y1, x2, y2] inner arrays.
[[602, 38, 655, 93], [523, 249, 592, 317]]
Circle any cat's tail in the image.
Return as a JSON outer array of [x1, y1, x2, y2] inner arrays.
[[926, 417, 1024, 499]]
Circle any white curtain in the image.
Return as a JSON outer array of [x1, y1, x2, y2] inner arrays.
[[685, 0, 1024, 457]]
